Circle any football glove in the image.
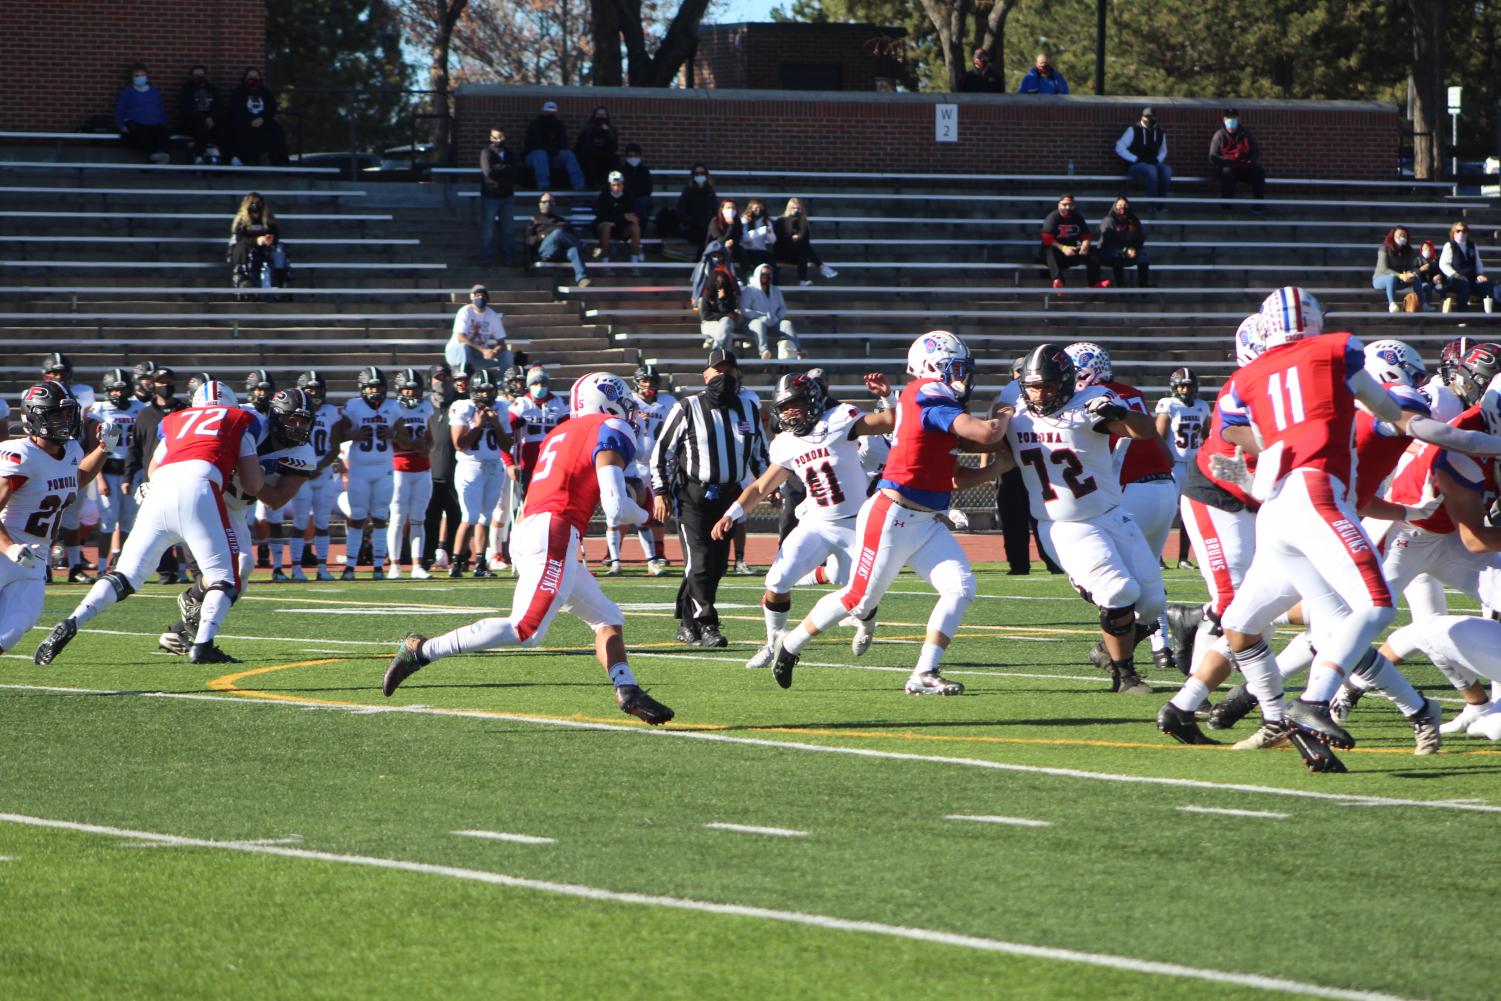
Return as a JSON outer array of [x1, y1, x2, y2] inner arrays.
[[133, 480, 151, 505], [100, 422, 125, 449], [1402, 493, 1444, 523], [946, 507, 971, 531], [5, 542, 41, 568], [1085, 396, 1128, 423], [1208, 446, 1253, 489]]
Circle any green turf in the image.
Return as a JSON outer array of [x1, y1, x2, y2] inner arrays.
[[1, 564, 1495, 1000]]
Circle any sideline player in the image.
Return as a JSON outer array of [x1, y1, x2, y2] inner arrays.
[[0, 385, 116, 655], [382, 372, 674, 725], [91, 367, 145, 575], [333, 367, 408, 579], [450, 370, 509, 578], [34, 379, 264, 665], [604, 363, 676, 575], [387, 368, 436, 579], [1155, 366, 1210, 571], [713, 373, 880, 668], [498, 365, 570, 568], [288, 370, 342, 580], [770, 332, 1008, 694]]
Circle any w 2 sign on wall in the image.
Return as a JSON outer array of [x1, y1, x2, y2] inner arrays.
[[935, 104, 958, 143]]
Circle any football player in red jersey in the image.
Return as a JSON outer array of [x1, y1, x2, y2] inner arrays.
[[34, 380, 265, 666], [382, 372, 673, 725]]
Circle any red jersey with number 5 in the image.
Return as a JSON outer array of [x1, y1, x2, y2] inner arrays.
[[522, 414, 639, 534], [1102, 379, 1174, 484], [157, 405, 259, 486], [1222, 332, 1363, 492]]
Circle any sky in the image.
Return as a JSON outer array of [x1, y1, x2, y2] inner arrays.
[[714, 0, 783, 23]]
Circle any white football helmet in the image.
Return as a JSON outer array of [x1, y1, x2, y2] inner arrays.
[[1064, 341, 1113, 387], [1363, 339, 1427, 387], [1258, 286, 1324, 349], [191, 379, 237, 408], [906, 330, 975, 401], [1233, 314, 1265, 366], [569, 371, 638, 421]]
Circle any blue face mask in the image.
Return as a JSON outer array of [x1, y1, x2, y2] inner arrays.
[[472, 296, 487, 309], [693, 175, 707, 185], [133, 75, 148, 87], [1224, 118, 1239, 131], [530, 385, 548, 400]]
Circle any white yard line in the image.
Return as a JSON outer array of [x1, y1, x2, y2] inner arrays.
[[944, 814, 1053, 828], [0, 812, 1417, 1001], [452, 830, 557, 846], [704, 822, 808, 838], [2, 682, 1497, 816], [1177, 806, 1289, 820]]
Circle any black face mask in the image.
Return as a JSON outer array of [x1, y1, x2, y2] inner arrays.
[[705, 373, 739, 406]]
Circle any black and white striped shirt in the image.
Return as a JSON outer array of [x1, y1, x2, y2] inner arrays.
[[651, 389, 767, 493]]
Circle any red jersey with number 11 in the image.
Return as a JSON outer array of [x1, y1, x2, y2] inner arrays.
[[523, 413, 639, 533], [157, 405, 259, 486]]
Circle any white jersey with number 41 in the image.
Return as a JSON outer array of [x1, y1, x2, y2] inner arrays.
[[770, 403, 868, 522]]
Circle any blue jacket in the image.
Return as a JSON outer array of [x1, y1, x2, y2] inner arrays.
[[116, 85, 166, 129], [1017, 68, 1069, 95]]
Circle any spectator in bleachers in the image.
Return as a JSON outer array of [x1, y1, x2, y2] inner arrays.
[[707, 199, 744, 269], [620, 143, 654, 230], [741, 264, 801, 360], [228, 192, 290, 289], [774, 198, 836, 286], [1371, 227, 1429, 312], [740, 200, 777, 277], [593, 170, 642, 262], [960, 49, 1004, 93], [447, 283, 510, 373], [698, 270, 740, 352], [524, 192, 590, 287], [676, 163, 718, 252], [478, 126, 517, 267], [574, 105, 619, 188], [116, 63, 170, 164], [1114, 107, 1170, 200], [1418, 239, 1449, 305], [690, 241, 735, 308], [1098, 197, 1150, 287], [1041, 193, 1103, 288], [178, 65, 224, 165], [522, 100, 585, 191], [1208, 108, 1265, 203], [227, 68, 288, 166], [1439, 219, 1499, 313], [1017, 51, 1068, 94]]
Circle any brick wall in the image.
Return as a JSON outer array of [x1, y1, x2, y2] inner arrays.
[[690, 22, 905, 91], [0, 0, 266, 132], [457, 85, 1400, 181]]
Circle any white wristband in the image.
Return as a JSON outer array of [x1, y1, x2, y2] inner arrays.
[[726, 501, 746, 522]]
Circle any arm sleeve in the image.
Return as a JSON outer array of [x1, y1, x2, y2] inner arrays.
[[1158, 133, 1168, 164], [1406, 415, 1501, 456], [597, 461, 649, 525], [1440, 243, 1458, 279], [1350, 368, 1402, 423], [916, 385, 964, 433], [1115, 128, 1135, 163]]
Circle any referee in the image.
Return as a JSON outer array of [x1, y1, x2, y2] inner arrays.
[[652, 350, 768, 647]]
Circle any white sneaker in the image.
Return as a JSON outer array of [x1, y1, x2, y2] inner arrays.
[[492, 560, 510, 573], [388, 565, 401, 580], [1466, 704, 1501, 739], [1388, 301, 1402, 313], [820, 263, 838, 279], [904, 672, 963, 696], [735, 560, 754, 575], [747, 633, 781, 669], [606, 560, 622, 576], [432, 548, 450, 569], [646, 559, 667, 577], [1441, 701, 1491, 734], [852, 622, 876, 657], [411, 565, 432, 579], [290, 567, 308, 582], [149, 151, 170, 164], [799, 279, 813, 286], [230, 156, 243, 166]]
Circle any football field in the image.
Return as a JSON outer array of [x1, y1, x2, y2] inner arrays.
[[1, 563, 1495, 1000]]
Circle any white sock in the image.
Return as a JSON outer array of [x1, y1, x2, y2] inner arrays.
[[409, 525, 425, 561], [195, 590, 231, 644], [609, 662, 637, 687], [344, 527, 364, 567], [785, 591, 852, 653], [1302, 662, 1345, 703], [763, 604, 788, 643], [315, 533, 330, 565], [71, 579, 120, 626], [607, 528, 622, 562], [1189, 617, 1220, 674], [1276, 631, 1315, 681], [1364, 652, 1425, 716], [1171, 677, 1211, 713], [636, 529, 655, 561], [915, 642, 944, 674], [1231, 639, 1285, 721], [782, 623, 815, 655], [421, 616, 519, 661], [386, 521, 403, 565]]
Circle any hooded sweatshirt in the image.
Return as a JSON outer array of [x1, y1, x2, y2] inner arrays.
[[739, 264, 787, 324]]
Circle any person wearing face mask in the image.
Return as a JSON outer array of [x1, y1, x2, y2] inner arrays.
[[1041, 193, 1105, 288], [116, 63, 170, 164], [739, 199, 777, 277], [1417, 239, 1449, 305], [593, 171, 642, 263], [960, 48, 1003, 93], [447, 284, 510, 374], [228, 192, 289, 290], [522, 100, 586, 191], [479, 127, 516, 267], [1017, 51, 1069, 94], [525, 193, 590, 287], [1098, 197, 1150, 288], [773, 198, 837, 286], [1439, 220, 1499, 313], [1208, 108, 1265, 203], [497, 366, 570, 569], [1373, 227, 1430, 312], [619, 143, 654, 228], [706, 199, 745, 270], [676, 162, 718, 253], [178, 65, 223, 165], [228, 68, 288, 166], [698, 270, 741, 352], [574, 105, 620, 188], [742, 263, 802, 360], [1115, 107, 1171, 201], [123, 368, 188, 586]]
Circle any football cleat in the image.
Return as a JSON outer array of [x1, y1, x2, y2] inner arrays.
[[1207, 684, 1258, 730], [1152, 647, 1177, 673], [1112, 664, 1152, 696], [158, 628, 190, 656], [447, 564, 464, 579], [1288, 730, 1348, 773], [382, 633, 429, 697], [1468, 711, 1501, 741], [735, 560, 755, 575], [1286, 699, 1355, 750], [1407, 698, 1443, 756], [271, 569, 290, 582], [289, 567, 309, 582], [411, 565, 432, 580], [372, 568, 386, 581], [851, 621, 876, 658], [675, 622, 701, 645], [189, 642, 240, 664], [646, 559, 667, 577], [746, 637, 779, 670], [698, 626, 728, 648], [771, 633, 798, 689], [316, 567, 335, 581], [1087, 641, 1113, 681], [1442, 701, 1494, 735], [1330, 682, 1365, 724], [33, 617, 77, 665], [387, 565, 401, 580], [1157, 701, 1221, 745], [340, 567, 356, 581], [905, 672, 964, 696], [67, 565, 93, 584], [605, 560, 622, 577], [177, 588, 204, 630], [471, 563, 494, 580], [615, 684, 674, 725], [1232, 717, 1294, 750]]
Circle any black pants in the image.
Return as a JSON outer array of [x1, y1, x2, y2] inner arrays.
[[1044, 244, 1101, 284], [778, 476, 805, 542], [232, 122, 289, 165], [676, 480, 733, 629], [996, 469, 1063, 574], [424, 478, 461, 566], [122, 122, 169, 158], [1218, 164, 1265, 199]]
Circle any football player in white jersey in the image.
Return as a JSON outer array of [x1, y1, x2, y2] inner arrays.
[[999, 343, 1167, 694], [241, 369, 294, 579], [713, 374, 880, 667], [388, 368, 436, 579], [483, 365, 526, 571], [90, 368, 145, 575], [1154, 366, 1210, 569], [286, 370, 342, 581], [450, 370, 510, 578], [41, 352, 99, 580], [332, 367, 410, 579], [604, 363, 677, 575], [0, 384, 116, 654]]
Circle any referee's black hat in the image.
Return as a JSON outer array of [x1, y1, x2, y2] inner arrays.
[[707, 348, 738, 369]]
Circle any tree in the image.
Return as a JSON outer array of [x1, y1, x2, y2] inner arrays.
[[591, 0, 715, 86], [917, 0, 973, 92], [450, 0, 591, 86], [1408, 0, 1449, 179], [397, 0, 471, 157]]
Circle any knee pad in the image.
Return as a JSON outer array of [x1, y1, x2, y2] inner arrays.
[[100, 571, 135, 601], [205, 580, 240, 604], [1100, 604, 1136, 637], [762, 594, 792, 613]]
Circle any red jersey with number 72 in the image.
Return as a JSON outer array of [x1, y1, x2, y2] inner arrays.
[[522, 413, 639, 534], [1221, 332, 1364, 494], [157, 405, 259, 487]]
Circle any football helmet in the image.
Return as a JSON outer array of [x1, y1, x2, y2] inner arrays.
[[131, 360, 157, 394], [1448, 341, 1501, 407], [41, 351, 72, 380], [19, 382, 81, 442], [190, 379, 237, 408], [268, 388, 314, 444], [906, 330, 975, 402], [503, 365, 527, 399], [244, 369, 275, 410], [469, 369, 499, 408], [1064, 341, 1112, 387], [1258, 286, 1324, 349], [773, 373, 820, 436], [634, 363, 661, 401], [186, 372, 214, 398], [570, 371, 637, 421], [1438, 338, 1468, 384], [1233, 314, 1265, 366], [103, 368, 131, 407], [395, 367, 423, 409], [358, 366, 388, 407], [295, 369, 327, 406], [1020, 343, 1077, 416], [1169, 367, 1199, 402], [806, 367, 830, 412], [1362, 339, 1427, 388], [452, 365, 472, 391]]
